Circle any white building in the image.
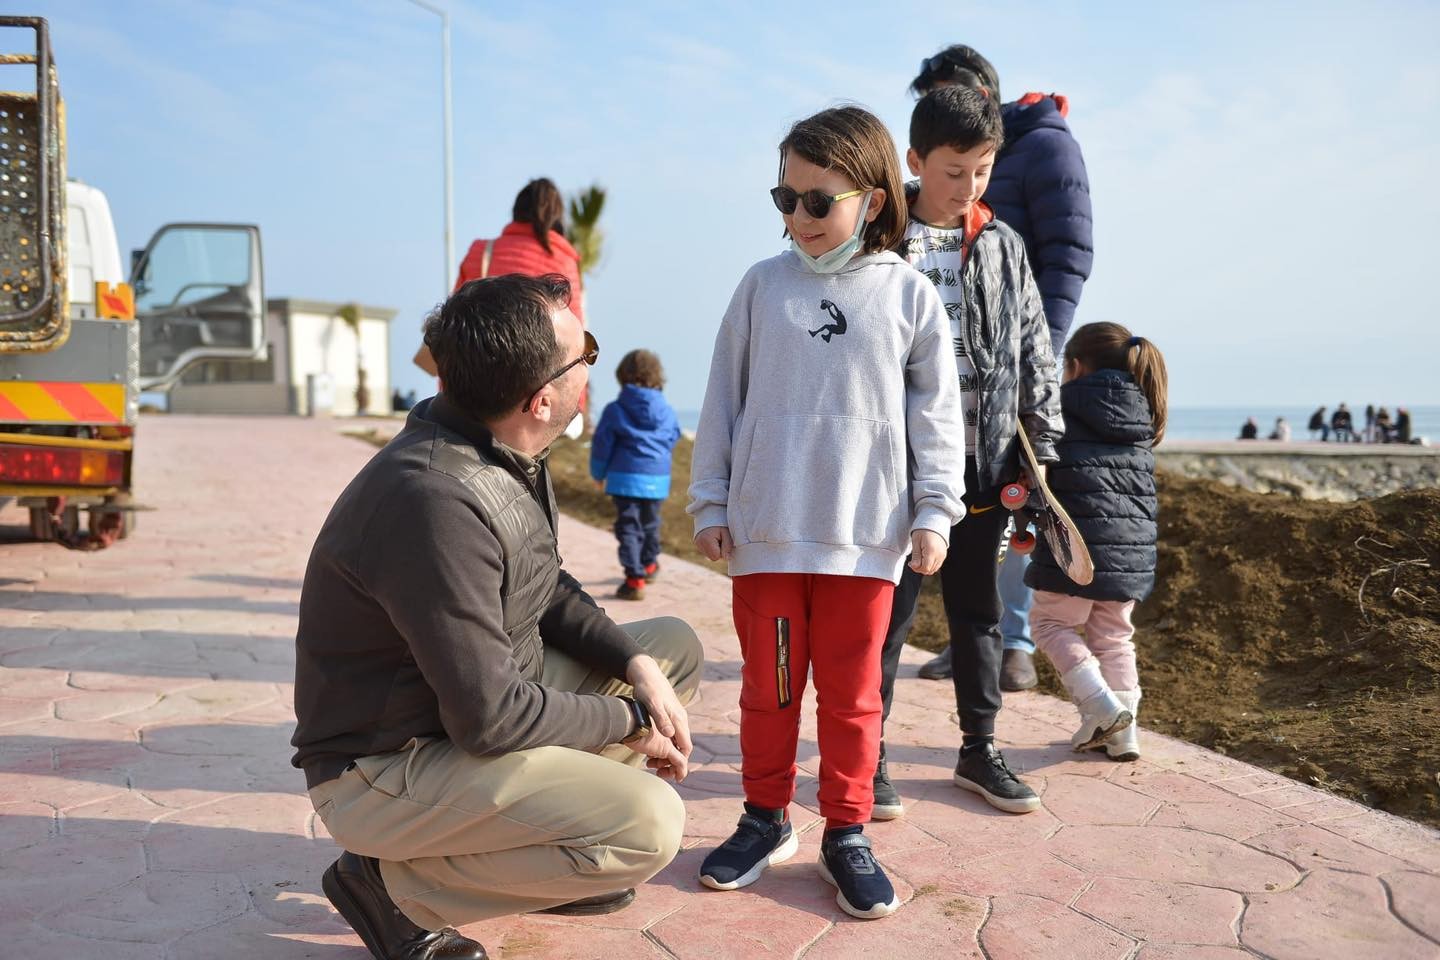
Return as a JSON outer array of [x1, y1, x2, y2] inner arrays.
[[168, 298, 396, 416]]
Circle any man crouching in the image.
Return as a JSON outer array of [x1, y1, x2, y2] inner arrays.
[[291, 273, 701, 960]]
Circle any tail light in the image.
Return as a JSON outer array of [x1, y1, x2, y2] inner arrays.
[[0, 443, 125, 486]]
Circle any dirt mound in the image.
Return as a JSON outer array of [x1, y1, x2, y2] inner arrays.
[[1123, 474, 1440, 824]]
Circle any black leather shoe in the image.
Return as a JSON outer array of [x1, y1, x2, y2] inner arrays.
[[535, 888, 636, 916], [322, 851, 488, 959], [1000, 648, 1038, 691], [916, 645, 952, 680]]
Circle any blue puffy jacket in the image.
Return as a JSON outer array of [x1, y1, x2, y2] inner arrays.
[[590, 385, 681, 499], [1024, 369, 1157, 602], [984, 94, 1093, 354]]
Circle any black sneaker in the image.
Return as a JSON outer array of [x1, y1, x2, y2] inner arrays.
[[817, 828, 900, 919], [699, 807, 797, 890], [953, 742, 1041, 814], [871, 745, 904, 821], [916, 645, 952, 680]]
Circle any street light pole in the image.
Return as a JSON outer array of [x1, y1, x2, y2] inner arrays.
[[403, 0, 455, 294]]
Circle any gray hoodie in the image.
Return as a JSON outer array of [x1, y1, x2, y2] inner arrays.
[[688, 250, 967, 583]]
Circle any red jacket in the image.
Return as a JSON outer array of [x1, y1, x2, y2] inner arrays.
[[455, 222, 585, 325]]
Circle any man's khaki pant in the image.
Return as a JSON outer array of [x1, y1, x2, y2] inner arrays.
[[309, 616, 703, 929]]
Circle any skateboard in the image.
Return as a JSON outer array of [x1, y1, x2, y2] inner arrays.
[[999, 431, 1095, 586]]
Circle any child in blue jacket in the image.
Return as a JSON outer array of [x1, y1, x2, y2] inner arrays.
[[591, 349, 682, 600]]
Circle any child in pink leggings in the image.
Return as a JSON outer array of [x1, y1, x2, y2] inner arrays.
[[1023, 322, 1168, 761]]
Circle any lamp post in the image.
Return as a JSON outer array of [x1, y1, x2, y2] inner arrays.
[[403, 0, 455, 294]]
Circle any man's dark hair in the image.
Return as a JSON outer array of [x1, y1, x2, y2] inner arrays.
[[911, 44, 1001, 100], [423, 273, 570, 421], [910, 85, 1004, 159]]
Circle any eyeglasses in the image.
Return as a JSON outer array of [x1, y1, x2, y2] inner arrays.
[[919, 52, 953, 78], [769, 185, 867, 219], [527, 329, 598, 413]]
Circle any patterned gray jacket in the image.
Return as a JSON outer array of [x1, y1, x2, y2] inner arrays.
[[899, 206, 1064, 493]]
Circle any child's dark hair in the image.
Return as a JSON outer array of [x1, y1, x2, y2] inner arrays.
[[512, 178, 565, 253], [911, 44, 1001, 100], [778, 106, 907, 254], [910, 85, 1004, 159], [616, 349, 665, 389], [1064, 322, 1169, 446]]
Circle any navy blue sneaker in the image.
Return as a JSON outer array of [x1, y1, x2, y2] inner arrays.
[[818, 827, 900, 919], [699, 806, 797, 890]]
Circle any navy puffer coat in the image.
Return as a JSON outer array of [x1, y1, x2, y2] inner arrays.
[[984, 95, 1093, 353], [1024, 369, 1157, 601]]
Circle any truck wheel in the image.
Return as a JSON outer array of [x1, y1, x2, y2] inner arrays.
[[89, 506, 133, 540], [28, 506, 54, 541]]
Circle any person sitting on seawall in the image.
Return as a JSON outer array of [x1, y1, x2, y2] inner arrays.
[[293, 274, 702, 960], [1395, 407, 1414, 444], [1375, 406, 1394, 443], [1268, 417, 1290, 442], [1331, 403, 1356, 442], [1239, 417, 1259, 440], [1308, 406, 1329, 441]]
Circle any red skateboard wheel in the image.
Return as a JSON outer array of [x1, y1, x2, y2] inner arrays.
[[1000, 482, 1027, 510], [1009, 529, 1036, 554]]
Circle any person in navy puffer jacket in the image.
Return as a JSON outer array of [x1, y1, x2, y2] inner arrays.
[[591, 350, 681, 600], [1024, 322, 1168, 763], [910, 43, 1095, 692]]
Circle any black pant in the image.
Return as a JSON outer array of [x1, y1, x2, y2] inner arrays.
[[613, 496, 662, 578], [879, 458, 1009, 738]]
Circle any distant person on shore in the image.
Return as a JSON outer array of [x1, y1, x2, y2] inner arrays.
[[1308, 406, 1330, 441], [1269, 417, 1290, 442], [1375, 407, 1394, 443], [1396, 407, 1413, 444], [688, 105, 966, 919], [591, 350, 681, 601], [1027, 322, 1167, 763], [1331, 403, 1356, 442], [907, 43, 1094, 696], [1364, 404, 1377, 443], [1239, 417, 1259, 440]]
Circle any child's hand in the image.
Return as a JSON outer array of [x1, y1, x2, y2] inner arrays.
[[593, 478, 604, 489], [694, 526, 734, 562], [908, 529, 947, 575]]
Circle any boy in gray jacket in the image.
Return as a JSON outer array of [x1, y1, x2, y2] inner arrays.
[[872, 85, 1063, 819]]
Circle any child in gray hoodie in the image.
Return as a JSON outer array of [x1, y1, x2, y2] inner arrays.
[[687, 105, 966, 920]]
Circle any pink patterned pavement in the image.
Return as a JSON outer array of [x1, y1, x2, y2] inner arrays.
[[1, 415, 1437, 959]]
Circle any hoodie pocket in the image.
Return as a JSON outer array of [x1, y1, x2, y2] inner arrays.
[[736, 415, 903, 550]]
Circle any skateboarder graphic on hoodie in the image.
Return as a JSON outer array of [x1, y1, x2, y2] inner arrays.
[[687, 105, 966, 920]]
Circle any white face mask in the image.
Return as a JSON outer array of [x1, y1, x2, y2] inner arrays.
[[791, 190, 873, 274]]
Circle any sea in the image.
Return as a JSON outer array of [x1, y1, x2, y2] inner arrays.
[[673, 405, 1440, 444]]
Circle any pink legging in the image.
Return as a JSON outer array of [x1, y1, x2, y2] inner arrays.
[[1030, 590, 1139, 691]]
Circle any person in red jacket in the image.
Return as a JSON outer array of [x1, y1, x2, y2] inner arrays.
[[418, 179, 587, 404], [454, 178, 585, 324]]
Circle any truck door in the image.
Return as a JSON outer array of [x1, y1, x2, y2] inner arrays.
[[130, 223, 264, 389]]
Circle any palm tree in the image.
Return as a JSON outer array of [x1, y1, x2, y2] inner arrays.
[[337, 302, 369, 415], [567, 185, 606, 434]]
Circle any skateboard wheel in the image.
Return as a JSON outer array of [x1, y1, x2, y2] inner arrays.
[[1010, 530, 1036, 554], [1000, 483, 1027, 510]]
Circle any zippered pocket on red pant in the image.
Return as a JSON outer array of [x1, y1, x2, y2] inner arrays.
[[775, 617, 792, 708]]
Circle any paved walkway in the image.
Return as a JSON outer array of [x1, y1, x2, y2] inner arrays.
[[1, 415, 1438, 960]]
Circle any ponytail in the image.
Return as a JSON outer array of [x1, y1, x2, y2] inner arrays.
[[1065, 322, 1170, 447]]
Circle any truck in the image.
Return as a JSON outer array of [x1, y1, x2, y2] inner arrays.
[[0, 15, 265, 546]]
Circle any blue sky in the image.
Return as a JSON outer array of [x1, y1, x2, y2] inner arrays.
[[11, 0, 1440, 413]]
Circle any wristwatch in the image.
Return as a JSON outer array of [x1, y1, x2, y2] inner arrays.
[[619, 696, 652, 744]]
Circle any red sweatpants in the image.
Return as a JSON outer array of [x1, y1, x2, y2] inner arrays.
[[733, 573, 895, 827]]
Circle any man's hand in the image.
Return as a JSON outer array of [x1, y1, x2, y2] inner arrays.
[[694, 525, 734, 562], [908, 529, 948, 575], [626, 654, 692, 782]]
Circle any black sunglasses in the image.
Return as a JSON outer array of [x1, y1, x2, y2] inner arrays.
[[769, 185, 867, 220], [527, 329, 598, 413]]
